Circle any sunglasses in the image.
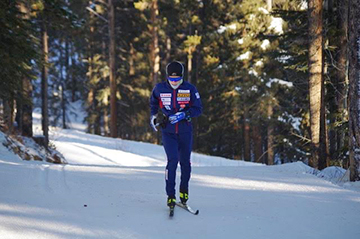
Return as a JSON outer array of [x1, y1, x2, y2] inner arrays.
[[167, 76, 183, 82]]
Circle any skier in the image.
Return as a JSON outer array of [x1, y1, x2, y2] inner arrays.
[[149, 61, 202, 213]]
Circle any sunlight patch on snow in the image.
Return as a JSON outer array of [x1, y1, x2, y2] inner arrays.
[[0, 159, 22, 166], [0, 203, 55, 216], [51, 128, 253, 167], [0, 214, 126, 239], [349, 196, 360, 203], [55, 141, 164, 167], [192, 174, 345, 194]]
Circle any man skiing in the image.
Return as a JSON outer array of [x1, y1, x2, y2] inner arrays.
[[149, 61, 202, 214]]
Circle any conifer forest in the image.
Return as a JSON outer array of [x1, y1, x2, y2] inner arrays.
[[1, 0, 360, 180]]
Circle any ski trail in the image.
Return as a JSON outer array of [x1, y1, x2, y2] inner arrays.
[[48, 165, 72, 194], [61, 165, 71, 192], [36, 164, 72, 194], [39, 165, 53, 193]]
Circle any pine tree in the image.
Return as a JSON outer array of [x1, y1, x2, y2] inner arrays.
[[0, 1, 39, 134], [308, 0, 326, 169], [348, 0, 360, 181]]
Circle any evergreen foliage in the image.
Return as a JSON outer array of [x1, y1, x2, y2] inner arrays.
[[0, 1, 39, 101]]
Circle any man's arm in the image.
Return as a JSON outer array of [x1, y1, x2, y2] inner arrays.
[[187, 86, 202, 118], [150, 86, 159, 116]]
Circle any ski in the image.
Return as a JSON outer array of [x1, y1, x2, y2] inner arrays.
[[175, 202, 199, 215]]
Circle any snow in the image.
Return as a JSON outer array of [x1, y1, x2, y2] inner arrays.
[[277, 112, 302, 132], [248, 68, 259, 77], [65, 100, 88, 132], [318, 166, 347, 182], [217, 24, 237, 34], [276, 54, 292, 63], [300, 0, 308, 10], [255, 60, 264, 67], [51, 129, 256, 168], [269, 17, 284, 35], [1, 111, 360, 238], [33, 100, 87, 136], [266, 78, 294, 88], [237, 51, 251, 61], [261, 39, 270, 50]]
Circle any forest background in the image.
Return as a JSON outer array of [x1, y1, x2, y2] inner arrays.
[[1, 0, 359, 181]]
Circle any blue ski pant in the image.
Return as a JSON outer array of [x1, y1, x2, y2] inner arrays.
[[162, 131, 193, 197]]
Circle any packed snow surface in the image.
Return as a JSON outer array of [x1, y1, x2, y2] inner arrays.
[[0, 107, 360, 238]]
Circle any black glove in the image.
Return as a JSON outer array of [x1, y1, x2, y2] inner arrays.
[[157, 113, 168, 128]]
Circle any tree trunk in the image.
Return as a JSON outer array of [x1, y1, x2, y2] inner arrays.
[[59, 39, 67, 130], [87, 7, 95, 134], [108, 0, 117, 138], [253, 123, 263, 163], [187, 51, 192, 83], [17, 1, 33, 137], [165, 36, 171, 64], [244, 107, 251, 161], [87, 88, 94, 134], [62, 36, 70, 129], [327, 0, 336, 163], [192, 50, 200, 150], [41, 19, 49, 147], [103, 96, 109, 136], [267, 103, 274, 165], [22, 78, 33, 137], [336, 0, 348, 161], [95, 103, 101, 135], [267, 0, 272, 12], [61, 82, 67, 129], [3, 99, 15, 134], [102, 39, 109, 136], [71, 41, 76, 102], [348, 0, 360, 181], [308, 0, 325, 169], [150, 0, 160, 86], [129, 43, 135, 76]]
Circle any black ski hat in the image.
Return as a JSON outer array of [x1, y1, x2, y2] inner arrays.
[[166, 61, 184, 77]]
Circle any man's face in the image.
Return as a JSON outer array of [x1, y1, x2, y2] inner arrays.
[[168, 76, 182, 87]]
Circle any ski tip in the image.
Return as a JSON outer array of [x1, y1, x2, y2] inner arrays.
[[195, 210, 199, 215]]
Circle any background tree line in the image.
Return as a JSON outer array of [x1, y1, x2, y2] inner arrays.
[[0, 0, 359, 180]]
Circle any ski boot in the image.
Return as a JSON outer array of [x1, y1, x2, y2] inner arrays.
[[179, 191, 188, 205], [167, 196, 176, 217]]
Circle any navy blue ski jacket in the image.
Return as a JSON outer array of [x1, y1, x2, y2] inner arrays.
[[150, 80, 202, 134]]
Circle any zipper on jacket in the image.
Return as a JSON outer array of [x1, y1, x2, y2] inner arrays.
[[173, 89, 178, 134]]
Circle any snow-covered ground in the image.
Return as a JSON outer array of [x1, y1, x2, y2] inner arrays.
[[0, 105, 360, 239]]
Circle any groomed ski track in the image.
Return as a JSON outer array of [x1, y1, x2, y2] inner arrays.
[[0, 128, 360, 239]]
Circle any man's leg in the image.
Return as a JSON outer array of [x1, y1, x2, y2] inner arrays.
[[162, 132, 179, 199], [178, 131, 193, 202]]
